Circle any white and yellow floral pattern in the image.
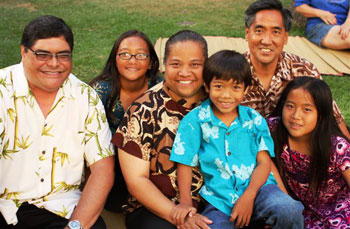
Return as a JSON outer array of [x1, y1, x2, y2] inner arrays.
[[0, 63, 114, 225]]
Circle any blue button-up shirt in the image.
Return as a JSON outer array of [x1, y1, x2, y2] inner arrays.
[[170, 99, 276, 216]]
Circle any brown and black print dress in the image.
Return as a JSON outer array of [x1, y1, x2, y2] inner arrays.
[[112, 82, 204, 214]]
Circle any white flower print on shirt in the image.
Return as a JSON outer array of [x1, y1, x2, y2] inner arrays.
[[201, 185, 214, 196], [243, 110, 262, 129], [188, 123, 195, 131], [253, 113, 262, 126], [232, 163, 255, 181], [201, 123, 219, 143], [215, 158, 233, 179], [191, 154, 199, 166], [242, 120, 254, 130], [229, 193, 240, 204], [198, 106, 210, 120], [258, 137, 268, 151], [174, 133, 185, 155]]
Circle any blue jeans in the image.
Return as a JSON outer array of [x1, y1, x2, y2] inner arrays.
[[306, 23, 333, 47], [201, 184, 304, 229]]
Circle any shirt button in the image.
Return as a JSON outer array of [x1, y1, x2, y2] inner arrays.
[[40, 178, 44, 182], [227, 152, 231, 156], [42, 150, 46, 155], [226, 132, 230, 136]]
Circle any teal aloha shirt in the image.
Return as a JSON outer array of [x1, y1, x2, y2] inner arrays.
[[170, 99, 277, 216]]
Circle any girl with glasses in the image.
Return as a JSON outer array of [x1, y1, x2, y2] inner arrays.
[[90, 30, 162, 212]]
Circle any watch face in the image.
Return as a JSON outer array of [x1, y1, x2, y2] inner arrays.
[[68, 220, 81, 229]]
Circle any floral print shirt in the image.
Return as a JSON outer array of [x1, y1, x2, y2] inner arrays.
[[170, 99, 277, 216], [242, 51, 344, 124], [112, 82, 204, 213], [91, 76, 163, 134], [0, 63, 115, 225], [268, 117, 350, 228]]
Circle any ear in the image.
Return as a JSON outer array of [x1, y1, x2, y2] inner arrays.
[[284, 32, 289, 45], [245, 27, 249, 41], [20, 45, 27, 60], [204, 83, 209, 93]]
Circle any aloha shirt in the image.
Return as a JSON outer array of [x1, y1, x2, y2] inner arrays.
[[170, 99, 277, 216], [112, 81, 204, 213], [0, 63, 114, 225]]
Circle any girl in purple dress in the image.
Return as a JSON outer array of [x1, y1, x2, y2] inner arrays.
[[268, 77, 350, 228]]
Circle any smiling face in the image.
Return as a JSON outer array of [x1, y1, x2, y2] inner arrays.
[[116, 36, 151, 83], [245, 9, 288, 69], [21, 36, 72, 95], [206, 77, 244, 124], [164, 40, 205, 102], [282, 88, 318, 142]]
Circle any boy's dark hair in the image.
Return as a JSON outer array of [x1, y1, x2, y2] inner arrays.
[[163, 30, 208, 64], [89, 30, 159, 128], [272, 77, 347, 203], [245, 0, 293, 32], [203, 50, 251, 88], [21, 15, 74, 51]]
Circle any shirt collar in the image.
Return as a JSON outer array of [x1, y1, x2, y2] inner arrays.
[[198, 99, 251, 128], [12, 62, 75, 99], [162, 81, 204, 109], [12, 62, 30, 97], [245, 51, 289, 81]]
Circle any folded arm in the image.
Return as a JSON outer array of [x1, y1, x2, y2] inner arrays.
[[118, 149, 176, 224]]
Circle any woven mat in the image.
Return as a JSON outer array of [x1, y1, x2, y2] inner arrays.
[[154, 36, 350, 76]]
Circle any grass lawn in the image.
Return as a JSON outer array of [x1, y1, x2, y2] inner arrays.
[[1, 0, 349, 123]]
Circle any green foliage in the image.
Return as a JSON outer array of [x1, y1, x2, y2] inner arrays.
[[0, 0, 349, 123]]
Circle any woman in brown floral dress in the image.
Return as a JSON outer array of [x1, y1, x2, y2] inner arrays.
[[113, 30, 213, 229]]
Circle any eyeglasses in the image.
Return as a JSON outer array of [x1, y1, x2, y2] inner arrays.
[[117, 52, 149, 60], [28, 47, 72, 62]]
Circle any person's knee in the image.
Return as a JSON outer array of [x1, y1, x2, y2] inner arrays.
[[271, 198, 304, 226], [261, 186, 304, 224]]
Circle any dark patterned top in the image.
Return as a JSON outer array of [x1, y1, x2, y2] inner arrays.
[[92, 76, 163, 134], [242, 51, 344, 124], [268, 117, 350, 228], [112, 82, 205, 213]]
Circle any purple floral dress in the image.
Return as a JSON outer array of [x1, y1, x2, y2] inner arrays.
[[268, 117, 350, 228]]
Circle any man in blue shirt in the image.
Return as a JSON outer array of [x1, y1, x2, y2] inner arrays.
[[170, 50, 304, 228]]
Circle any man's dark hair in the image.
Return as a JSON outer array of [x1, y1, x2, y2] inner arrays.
[[21, 15, 74, 51], [245, 0, 293, 32]]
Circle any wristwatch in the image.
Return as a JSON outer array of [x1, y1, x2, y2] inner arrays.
[[67, 220, 82, 229]]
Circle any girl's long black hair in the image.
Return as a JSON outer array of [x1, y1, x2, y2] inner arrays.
[[89, 30, 159, 125], [271, 77, 347, 201]]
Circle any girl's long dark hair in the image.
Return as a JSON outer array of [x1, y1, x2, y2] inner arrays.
[[89, 30, 159, 125], [271, 77, 347, 201]]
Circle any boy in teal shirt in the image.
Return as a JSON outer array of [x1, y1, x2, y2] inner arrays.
[[170, 50, 303, 228]]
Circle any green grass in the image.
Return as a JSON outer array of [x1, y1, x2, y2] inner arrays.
[[1, 0, 349, 123]]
